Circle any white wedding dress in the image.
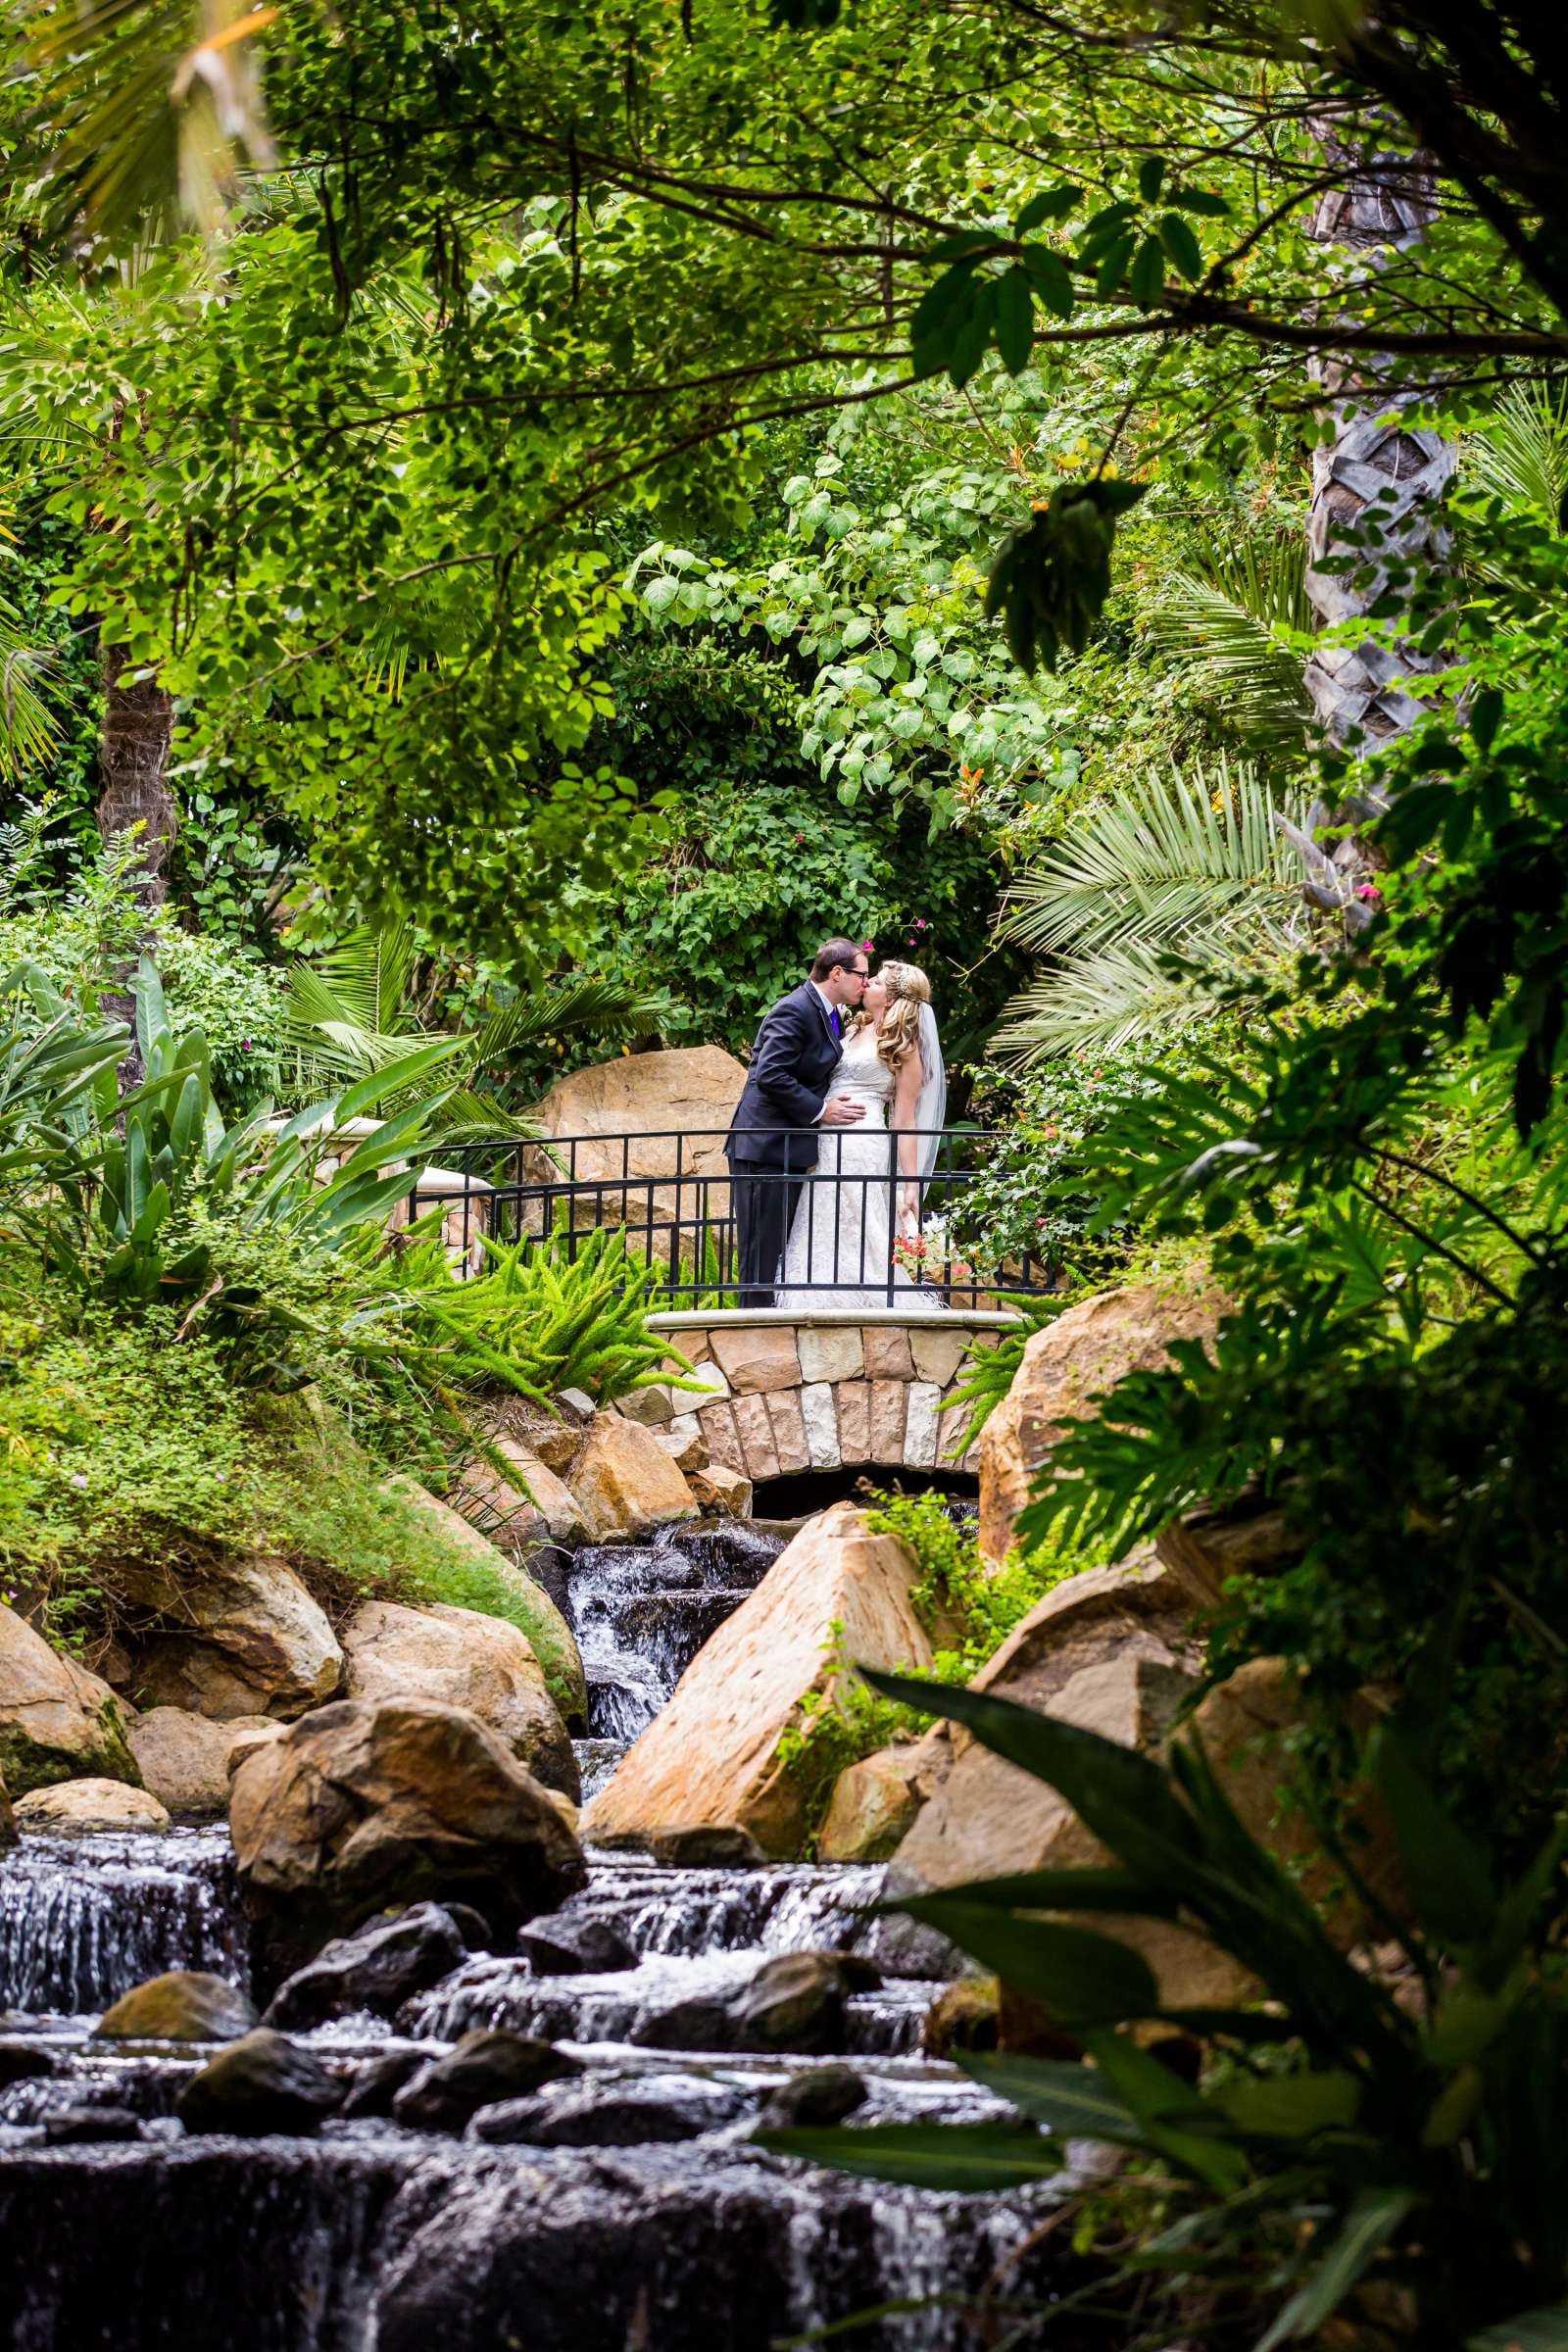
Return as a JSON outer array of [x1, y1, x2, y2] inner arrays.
[[775, 1023, 944, 1311]]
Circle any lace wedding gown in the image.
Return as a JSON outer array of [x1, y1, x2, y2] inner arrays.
[[776, 1023, 943, 1311]]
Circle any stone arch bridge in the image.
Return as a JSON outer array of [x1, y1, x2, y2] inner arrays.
[[637, 1308, 1019, 1486]]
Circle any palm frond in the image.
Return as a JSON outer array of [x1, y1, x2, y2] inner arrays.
[[1466, 383, 1568, 528], [21, 0, 279, 246], [1143, 553, 1311, 753], [1000, 759, 1302, 962], [992, 938, 1214, 1060], [994, 760, 1306, 1064], [469, 977, 663, 1063], [0, 614, 63, 780]]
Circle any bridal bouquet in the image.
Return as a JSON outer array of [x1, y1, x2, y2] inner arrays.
[[893, 1215, 978, 1289]]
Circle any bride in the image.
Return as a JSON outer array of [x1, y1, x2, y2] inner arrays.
[[776, 959, 947, 1310]]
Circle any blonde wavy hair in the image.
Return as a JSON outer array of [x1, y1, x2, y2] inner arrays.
[[870, 959, 932, 1076]]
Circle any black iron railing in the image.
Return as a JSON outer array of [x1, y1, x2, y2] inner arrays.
[[414, 1126, 1054, 1309]]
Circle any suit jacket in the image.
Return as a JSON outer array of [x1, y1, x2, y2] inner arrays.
[[725, 982, 843, 1170]]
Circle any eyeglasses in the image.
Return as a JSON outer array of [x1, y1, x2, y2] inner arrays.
[[848, 964, 869, 979]]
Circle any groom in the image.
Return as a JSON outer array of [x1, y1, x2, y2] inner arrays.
[[724, 939, 870, 1307]]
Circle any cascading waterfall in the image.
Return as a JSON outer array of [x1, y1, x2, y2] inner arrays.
[[0, 1512, 1097, 2350]]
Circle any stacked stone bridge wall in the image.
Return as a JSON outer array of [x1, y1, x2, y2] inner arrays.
[[641, 1311, 1018, 1484]]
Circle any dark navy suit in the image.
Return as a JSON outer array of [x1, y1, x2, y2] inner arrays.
[[724, 981, 843, 1305]]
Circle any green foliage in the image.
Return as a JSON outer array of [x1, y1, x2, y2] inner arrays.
[[763, 1622, 1568, 2352], [994, 760, 1304, 1059], [986, 478, 1150, 676], [866, 1486, 1099, 1676], [777, 1493, 1104, 1845], [281, 918, 662, 1138], [361, 1220, 695, 1409]]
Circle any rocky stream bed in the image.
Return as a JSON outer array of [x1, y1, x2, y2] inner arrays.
[[0, 1522, 1105, 2350]]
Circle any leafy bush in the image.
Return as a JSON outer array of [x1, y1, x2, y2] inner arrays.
[[777, 1494, 1106, 1847], [362, 1220, 696, 1407], [764, 1615, 1568, 2352]]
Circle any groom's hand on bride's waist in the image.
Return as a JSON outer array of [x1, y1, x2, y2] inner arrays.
[[819, 1095, 866, 1126]]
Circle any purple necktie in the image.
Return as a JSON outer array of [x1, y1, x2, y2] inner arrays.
[[831, 1006, 842, 1036]]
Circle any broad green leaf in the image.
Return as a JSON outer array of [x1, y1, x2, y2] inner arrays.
[[1021, 244, 1075, 318], [1129, 233, 1166, 308], [1255, 2187, 1418, 2351], [958, 2051, 1143, 2143], [994, 267, 1034, 374], [755, 2121, 1061, 2190], [1468, 2309, 1568, 2351], [1157, 213, 1204, 281], [1371, 1727, 1497, 1946], [898, 1897, 1161, 2026], [1213, 2070, 1360, 2137], [334, 1035, 468, 1123], [1085, 2032, 1248, 2193], [1015, 185, 1080, 233], [1137, 157, 1165, 202]]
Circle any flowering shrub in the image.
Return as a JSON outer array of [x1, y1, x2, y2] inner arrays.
[[955, 1041, 1205, 1277]]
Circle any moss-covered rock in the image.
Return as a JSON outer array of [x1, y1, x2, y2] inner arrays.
[[380, 1477, 587, 1729], [0, 1603, 141, 1797]]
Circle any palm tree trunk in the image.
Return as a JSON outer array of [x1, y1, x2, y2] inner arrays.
[[97, 637, 175, 905], [1291, 142, 1457, 924]]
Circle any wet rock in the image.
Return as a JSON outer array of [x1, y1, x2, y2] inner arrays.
[[568, 1413, 701, 1544], [263, 1902, 469, 2030], [0, 1764, 13, 1847], [757, 2064, 867, 2130], [14, 1778, 171, 1833], [482, 1397, 583, 1476], [630, 1950, 874, 2057], [42, 2105, 146, 2145], [392, 2029, 583, 2133], [517, 1915, 638, 1976], [175, 2028, 341, 2135], [0, 2041, 60, 2087], [922, 1978, 1001, 2060], [583, 1502, 937, 1860], [979, 1282, 1225, 1561], [445, 1902, 496, 1951], [228, 1696, 587, 1958], [470, 2073, 748, 2147], [127, 1708, 275, 1816], [94, 1970, 258, 2044], [340, 2047, 426, 2120], [381, 1477, 587, 1726], [341, 1600, 578, 1797], [0, 1601, 140, 1797], [121, 1551, 345, 1722]]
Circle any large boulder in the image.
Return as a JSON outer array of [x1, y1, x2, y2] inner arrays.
[[979, 1283, 1226, 1561], [120, 1552, 344, 1721], [525, 1045, 746, 1239], [0, 1604, 139, 1796], [14, 1778, 171, 1833], [582, 1501, 936, 1858], [228, 1696, 587, 1953], [94, 1970, 258, 2043], [566, 1412, 700, 1544], [341, 1600, 578, 1798], [127, 1707, 276, 1816], [264, 1901, 469, 2029], [892, 1555, 1247, 2013], [382, 1477, 586, 1727]]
